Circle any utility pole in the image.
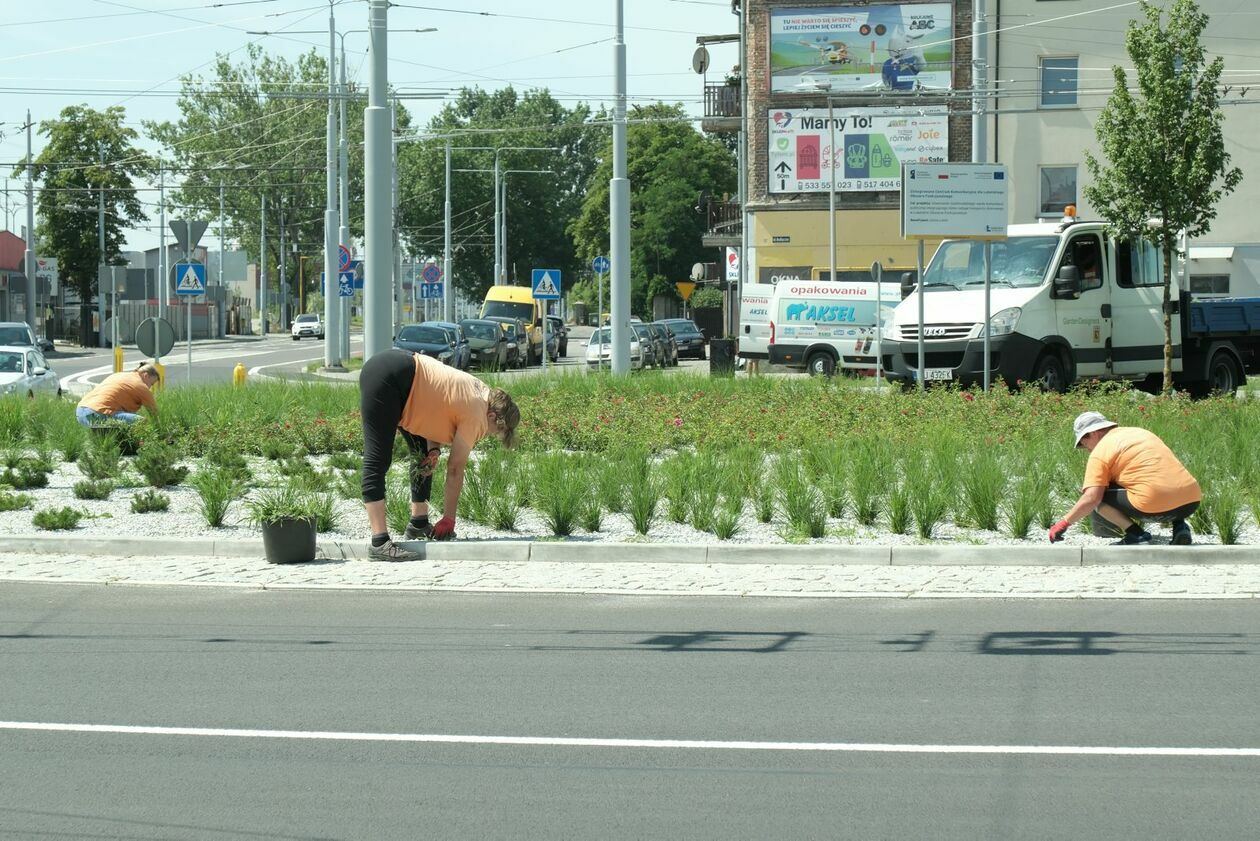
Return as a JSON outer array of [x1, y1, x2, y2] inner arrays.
[[492, 153, 501, 287], [158, 162, 166, 328], [972, 0, 988, 163], [260, 194, 268, 336], [279, 197, 288, 321], [609, 0, 631, 374], [322, 0, 344, 369], [443, 140, 453, 321], [364, 0, 392, 359], [339, 38, 352, 359], [24, 112, 37, 338], [392, 104, 403, 333], [98, 150, 107, 348], [219, 179, 226, 339]]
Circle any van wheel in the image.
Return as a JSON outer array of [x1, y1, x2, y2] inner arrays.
[[806, 352, 836, 377], [1033, 352, 1068, 393], [1205, 351, 1241, 397]]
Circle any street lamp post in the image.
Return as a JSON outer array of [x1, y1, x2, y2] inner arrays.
[[364, 0, 392, 360], [610, 0, 631, 374]]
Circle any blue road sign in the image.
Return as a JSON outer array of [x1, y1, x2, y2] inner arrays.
[[592, 255, 610, 274], [338, 244, 351, 271], [338, 272, 354, 298], [420, 282, 444, 300], [532, 268, 562, 300], [174, 261, 206, 295], [421, 263, 442, 284], [350, 259, 364, 289]]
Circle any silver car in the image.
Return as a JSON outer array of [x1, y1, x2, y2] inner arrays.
[[0, 345, 60, 398]]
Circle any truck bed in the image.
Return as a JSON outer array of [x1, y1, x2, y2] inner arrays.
[[1188, 297, 1260, 336]]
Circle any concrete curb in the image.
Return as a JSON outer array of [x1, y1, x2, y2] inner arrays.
[[0, 535, 1255, 566]]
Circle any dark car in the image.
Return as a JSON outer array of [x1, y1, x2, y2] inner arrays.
[[483, 316, 530, 368], [646, 322, 677, 367], [459, 318, 510, 370], [426, 321, 471, 370], [661, 318, 706, 360], [393, 324, 456, 365], [545, 315, 568, 358]]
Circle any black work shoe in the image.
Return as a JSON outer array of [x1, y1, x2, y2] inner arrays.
[[368, 539, 421, 562], [403, 521, 434, 540], [1113, 530, 1153, 546], [1171, 520, 1193, 546]]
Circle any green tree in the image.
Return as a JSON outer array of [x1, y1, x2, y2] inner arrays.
[[21, 105, 153, 346], [570, 103, 736, 317], [1084, 0, 1241, 395], [397, 87, 605, 302]]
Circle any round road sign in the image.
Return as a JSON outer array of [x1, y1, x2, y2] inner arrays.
[[338, 244, 351, 271], [135, 317, 176, 359]]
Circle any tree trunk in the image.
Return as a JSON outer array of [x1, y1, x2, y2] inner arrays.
[[1162, 242, 1174, 396], [78, 302, 92, 349]]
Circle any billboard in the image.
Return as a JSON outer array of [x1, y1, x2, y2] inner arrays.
[[768, 108, 948, 193], [769, 4, 953, 94]]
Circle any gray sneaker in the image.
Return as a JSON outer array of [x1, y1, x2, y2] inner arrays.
[[368, 539, 421, 562], [403, 521, 434, 540]]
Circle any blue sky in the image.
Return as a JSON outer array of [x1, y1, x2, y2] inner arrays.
[[0, 0, 741, 250]]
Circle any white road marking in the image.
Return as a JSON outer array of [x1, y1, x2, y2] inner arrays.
[[1, 721, 1257, 757]]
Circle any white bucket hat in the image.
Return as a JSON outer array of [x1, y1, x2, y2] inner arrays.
[[1073, 411, 1117, 448]]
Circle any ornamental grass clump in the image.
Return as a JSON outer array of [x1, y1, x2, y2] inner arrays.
[[712, 494, 743, 541], [849, 439, 888, 527], [624, 455, 660, 536], [1005, 472, 1043, 540], [958, 450, 1007, 532], [887, 468, 911, 536], [751, 476, 775, 524], [597, 457, 627, 514], [33, 506, 82, 531], [328, 451, 362, 471], [1209, 483, 1244, 546], [660, 452, 696, 525], [308, 493, 339, 533], [385, 472, 411, 534], [134, 440, 188, 488], [190, 468, 244, 528], [204, 445, 251, 486], [906, 458, 951, 540], [131, 489, 170, 514], [72, 479, 113, 501], [776, 462, 826, 539], [1190, 491, 1215, 536], [535, 452, 581, 537], [78, 436, 123, 482], [261, 438, 295, 461], [804, 444, 848, 519], [0, 491, 33, 511], [578, 495, 603, 533]]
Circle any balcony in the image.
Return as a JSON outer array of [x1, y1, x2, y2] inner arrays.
[[702, 200, 742, 248], [702, 82, 741, 133]]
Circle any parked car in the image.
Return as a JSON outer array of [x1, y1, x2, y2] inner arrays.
[[291, 313, 324, 340], [425, 321, 471, 370], [483, 316, 531, 367], [545, 315, 569, 357], [0, 345, 60, 398], [0, 321, 54, 355], [584, 326, 646, 371], [660, 318, 707, 360], [645, 322, 677, 367], [393, 324, 455, 364], [459, 318, 511, 370], [632, 324, 656, 368]]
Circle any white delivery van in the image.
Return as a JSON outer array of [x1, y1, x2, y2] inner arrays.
[[767, 281, 901, 376], [737, 282, 775, 360], [879, 213, 1260, 394]]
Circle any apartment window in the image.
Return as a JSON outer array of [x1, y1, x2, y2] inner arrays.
[[1040, 56, 1079, 107], [1039, 166, 1077, 216], [1189, 274, 1230, 295]]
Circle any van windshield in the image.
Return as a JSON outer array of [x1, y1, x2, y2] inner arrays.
[[924, 236, 1060, 290], [482, 301, 534, 323]]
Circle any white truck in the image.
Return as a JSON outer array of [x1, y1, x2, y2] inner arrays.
[[766, 281, 900, 376], [879, 217, 1260, 395]]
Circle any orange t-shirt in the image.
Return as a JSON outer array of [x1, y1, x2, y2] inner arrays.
[[78, 371, 157, 416], [398, 353, 489, 449], [1082, 426, 1201, 513]]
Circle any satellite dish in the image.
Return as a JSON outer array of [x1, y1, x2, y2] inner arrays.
[[691, 263, 706, 282], [692, 46, 710, 75]]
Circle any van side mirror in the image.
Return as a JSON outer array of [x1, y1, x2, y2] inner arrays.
[[1054, 265, 1082, 299], [900, 272, 916, 300]]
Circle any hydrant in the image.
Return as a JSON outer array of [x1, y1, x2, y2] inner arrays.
[[233, 362, 247, 386]]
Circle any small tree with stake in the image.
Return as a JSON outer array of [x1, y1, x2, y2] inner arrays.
[[1084, 0, 1241, 395]]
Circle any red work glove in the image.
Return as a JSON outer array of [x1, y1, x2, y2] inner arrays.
[[432, 516, 457, 541], [1048, 520, 1071, 543]]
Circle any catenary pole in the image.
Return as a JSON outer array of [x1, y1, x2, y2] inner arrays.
[[260, 194, 267, 337], [323, 1, 343, 369], [609, 0, 631, 374], [219, 179, 226, 338], [443, 140, 453, 321], [339, 38, 352, 360], [363, 0, 392, 359], [98, 150, 107, 348], [24, 115, 36, 339]]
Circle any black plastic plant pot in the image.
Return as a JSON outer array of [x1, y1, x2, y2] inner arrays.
[[260, 516, 317, 564]]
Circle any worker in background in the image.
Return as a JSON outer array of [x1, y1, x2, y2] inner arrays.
[[75, 362, 159, 427]]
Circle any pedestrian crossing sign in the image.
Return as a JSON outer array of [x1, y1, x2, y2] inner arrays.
[[174, 261, 206, 295], [531, 268, 561, 300]]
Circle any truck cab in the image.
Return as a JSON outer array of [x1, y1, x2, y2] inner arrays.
[[879, 213, 1254, 393], [480, 286, 544, 365]]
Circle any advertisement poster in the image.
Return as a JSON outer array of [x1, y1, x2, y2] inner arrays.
[[769, 4, 953, 94], [768, 108, 948, 193]]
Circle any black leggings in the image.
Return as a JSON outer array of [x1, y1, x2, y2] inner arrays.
[[359, 350, 436, 504]]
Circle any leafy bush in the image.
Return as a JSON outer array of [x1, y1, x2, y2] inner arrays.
[[0, 491, 34, 512], [261, 438, 295, 461], [130, 489, 171, 514], [134, 440, 188, 488], [33, 506, 82, 530], [1, 466, 49, 490], [72, 479, 114, 501]]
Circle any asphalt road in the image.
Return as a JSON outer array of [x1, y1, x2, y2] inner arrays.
[[2, 584, 1257, 840]]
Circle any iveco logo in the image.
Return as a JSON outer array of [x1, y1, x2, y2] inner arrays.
[[923, 327, 947, 337]]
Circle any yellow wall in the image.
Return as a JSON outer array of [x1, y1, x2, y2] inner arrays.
[[751, 209, 940, 276]]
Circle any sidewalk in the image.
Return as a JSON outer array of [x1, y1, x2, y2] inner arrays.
[[1, 536, 1257, 598]]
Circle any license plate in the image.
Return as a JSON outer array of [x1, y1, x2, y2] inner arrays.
[[923, 367, 953, 381]]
